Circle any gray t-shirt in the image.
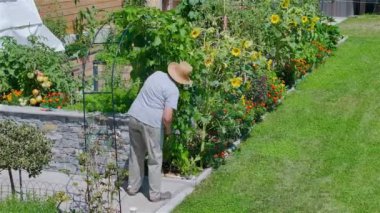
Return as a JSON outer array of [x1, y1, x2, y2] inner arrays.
[[127, 71, 180, 128]]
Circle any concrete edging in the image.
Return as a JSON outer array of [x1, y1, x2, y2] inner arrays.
[[156, 168, 213, 213]]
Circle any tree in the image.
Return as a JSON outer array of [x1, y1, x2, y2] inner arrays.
[[0, 120, 52, 194]]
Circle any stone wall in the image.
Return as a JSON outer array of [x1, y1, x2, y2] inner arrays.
[[0, 105, 130, 174]]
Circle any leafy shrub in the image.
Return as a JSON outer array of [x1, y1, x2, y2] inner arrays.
[[44, 16, 67, 41], [0, 37, 79, 107], [0, 120, 52, 194]]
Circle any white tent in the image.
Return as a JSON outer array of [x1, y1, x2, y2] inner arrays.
[[0, 0, 65, 51]]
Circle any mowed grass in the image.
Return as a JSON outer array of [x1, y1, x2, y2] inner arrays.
[[0, 196, 56, 213], [175, 15, 380, 212]]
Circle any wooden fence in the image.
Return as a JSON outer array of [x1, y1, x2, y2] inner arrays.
[[35, 0, 124, 32]]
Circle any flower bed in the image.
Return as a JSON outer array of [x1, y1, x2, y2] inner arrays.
[[93, 0, 341, 174], [0, 0, 341, 175], [0, 37, 78, 108]]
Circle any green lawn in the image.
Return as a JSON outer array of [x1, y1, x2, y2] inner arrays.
[[175, 16, 380, 212], [0, 196, 56, 213]]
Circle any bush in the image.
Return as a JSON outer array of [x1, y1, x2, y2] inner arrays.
[[0, 120, 52, 194]]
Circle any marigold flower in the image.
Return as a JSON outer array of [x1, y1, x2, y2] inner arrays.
[[271, 14, 281, 24], [231, 48, 241, 57], [230, 77, 243, 88], [190, 28, 201, 39], [13, 90, 22, 97], [281, 0, 290, 9], [302, 16, 308, 24], [6, 94, 12, 103]]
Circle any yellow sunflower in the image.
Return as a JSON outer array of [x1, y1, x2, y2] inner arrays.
[[231, 48, 241, 57], [251, 51, 262, 61], [230, 77, 243, 88], [301, 16, 308, 24], [242, 40, 253, 49], [204, 57, 214, 67], [271, 14, 281, 24], [190, 28, 201, 39], [281, 0, 290, 9], [267, 59, 273, 70], [312, 16, 320, 23]]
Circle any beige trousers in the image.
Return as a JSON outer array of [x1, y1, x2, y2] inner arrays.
[[128, 117, 163, 199]]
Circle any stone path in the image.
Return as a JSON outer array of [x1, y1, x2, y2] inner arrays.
[[0, 169, 211, 212]]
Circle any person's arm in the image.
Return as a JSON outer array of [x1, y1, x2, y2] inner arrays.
[[163, 107, 173, 135]]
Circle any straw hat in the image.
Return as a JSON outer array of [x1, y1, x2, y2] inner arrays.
[[168, 61, 193, 85]]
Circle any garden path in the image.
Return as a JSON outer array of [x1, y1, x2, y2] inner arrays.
[[0, 169, 210, 212]]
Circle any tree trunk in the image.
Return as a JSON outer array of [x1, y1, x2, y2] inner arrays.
[[8, 168, 15, 195], [19, 169, 23, 200]]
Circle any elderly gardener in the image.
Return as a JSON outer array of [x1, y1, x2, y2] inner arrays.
[[126, 61, 193, 202]]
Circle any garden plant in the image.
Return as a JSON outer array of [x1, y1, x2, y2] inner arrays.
[[0, 0, 341, 175], [0, 120, 52, 195], [91, 0, 341, 174]]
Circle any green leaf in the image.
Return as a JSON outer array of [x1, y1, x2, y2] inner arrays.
[[152, 36, 162, 46]]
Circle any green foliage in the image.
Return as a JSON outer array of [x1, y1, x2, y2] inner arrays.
[[123, 0, 146, 6], [0, 120, 52, 177], [104, 6, 196, 81], [67, 80, 141, 113], [42, 0, 67, 41], [0, 37, 79, 106], [66, 6, 105, 58], [77, 1, 340, 175], [44, 17, 67, 41]]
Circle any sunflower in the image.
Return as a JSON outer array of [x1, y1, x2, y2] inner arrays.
[[231, 48, 241, 57], [251, 51, 262, 61], [230, 77, 243, 88], [204, 57, 214, 67], [312, 16, 320, 23], [271, 14, 281, 24], [267, 59, 273, 70], [190, 28, 201, 39], [242, 40, 253, 49], [281, 0, 290, 9], [301, 16, 308, 24]]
